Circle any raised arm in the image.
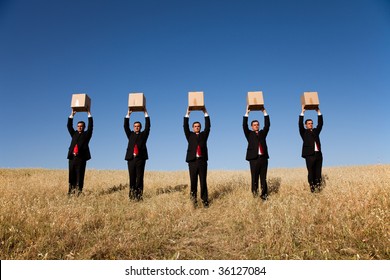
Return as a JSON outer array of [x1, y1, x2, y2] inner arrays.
[[243, 105, 250, 138], [67, 110, 76, 136], [144, 109, 151, 138], [124, 109, 132, 138], [203, 107, 210, 135], [316, 107, 323, 133], [299, 105, 306, 138], [183, 107, 191, 140], [262, 108, 270, 135], [86, 111, 93, 138]]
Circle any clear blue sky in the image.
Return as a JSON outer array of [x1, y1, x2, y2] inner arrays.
[[1, 0, 389, 170]]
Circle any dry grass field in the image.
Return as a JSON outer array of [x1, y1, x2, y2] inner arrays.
[[0, 165, 389, 260]]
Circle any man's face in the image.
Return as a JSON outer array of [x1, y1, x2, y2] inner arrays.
[[77, 123, 85, 133], [251, 122, 259, 132], [192, 123, 201, 133], [305, 121, 313, 130], [133, 123, 141, 133]]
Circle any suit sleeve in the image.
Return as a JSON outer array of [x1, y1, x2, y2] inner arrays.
[[144, 116, 151, 139], [67, 118, 75, 137], [86, 117, 93, 139], [243, 116, 250, 140], [204, 116, 211, 139], [317, 115, 323, 134], [183, 117, 190, 140], [299, 115, 305, 139], [263, 115, 270, 136], [124, 117, 131, 138]]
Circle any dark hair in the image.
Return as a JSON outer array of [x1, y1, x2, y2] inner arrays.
[[192, 121, 201, 128], [251, 120, 259, 126], [133, 121, 142, 129], [305, 119, 313, 125]]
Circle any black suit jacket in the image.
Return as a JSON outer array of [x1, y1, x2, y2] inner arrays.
[[299, 115, 323, 158], [243, 115, 270, 160], [184, 116, 210, 162], [124, 117, 150, 160], [67, 117, 93, 161]]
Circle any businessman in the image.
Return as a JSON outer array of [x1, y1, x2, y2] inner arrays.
[[243, 106, 270, 201], [299, 105, 323, 193], [67, 110, 93, 196], [124, 109, 150, 201], [183, 107, 210, 208]]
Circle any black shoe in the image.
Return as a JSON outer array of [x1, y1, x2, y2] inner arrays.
[[260, 194, 268, 201], [310, 186, 315, 193], [203, 201, 209, 208]]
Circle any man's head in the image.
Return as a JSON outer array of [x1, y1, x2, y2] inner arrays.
[[251, 120, 260, 132], [305, 119, 314, 130], [77, 121, 85, 133], [192, 121, 201, 133], [133, 121, 142, 133]]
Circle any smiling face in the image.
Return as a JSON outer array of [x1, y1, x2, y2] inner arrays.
[[192, 122, 201, 133]]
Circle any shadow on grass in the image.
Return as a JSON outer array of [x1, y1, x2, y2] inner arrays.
[[268, 177, 282, 194], [156, 184, 188, 195], [98, 184, 128, 195]]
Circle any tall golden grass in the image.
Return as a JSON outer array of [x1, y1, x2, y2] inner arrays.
[[0, 165, 389, 260]]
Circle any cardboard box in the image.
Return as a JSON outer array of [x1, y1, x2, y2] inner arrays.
[[128, 93, 146, 111], [247, 91, 264, 111], [301, 92, 319, 110], [71, 93, 91, 112], [188, 91, 205, 111]]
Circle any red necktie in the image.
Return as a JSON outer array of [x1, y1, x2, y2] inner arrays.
[[197, 145, 202, 157], [259, 143, 264, 155], [73, 144, 79, 156], [196, 134, 202, 157], [133, 144, 139, 156], [256, 132, 264, 155]]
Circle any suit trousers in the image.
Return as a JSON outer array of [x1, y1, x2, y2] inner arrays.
[[68, 157, 87, 191], [127, 157, 146, 200], [188, 158, 208, 203], [305, 151, 323, 187], [249, 156, 268, 196]]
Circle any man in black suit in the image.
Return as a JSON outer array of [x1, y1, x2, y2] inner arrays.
[[67, 110, 93, 196], [124, 109, 150, 201], [243, 106, 270, 200], [183, 107, 210, 208], [299, 106, 323, 192]]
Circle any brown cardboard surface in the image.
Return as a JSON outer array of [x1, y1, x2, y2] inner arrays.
[[188, 91, 205, 110], [128, 93, 146, 111], [71, 94, 91, 112], [301, 92, 319, 110], [247, 91, 264, 110]]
